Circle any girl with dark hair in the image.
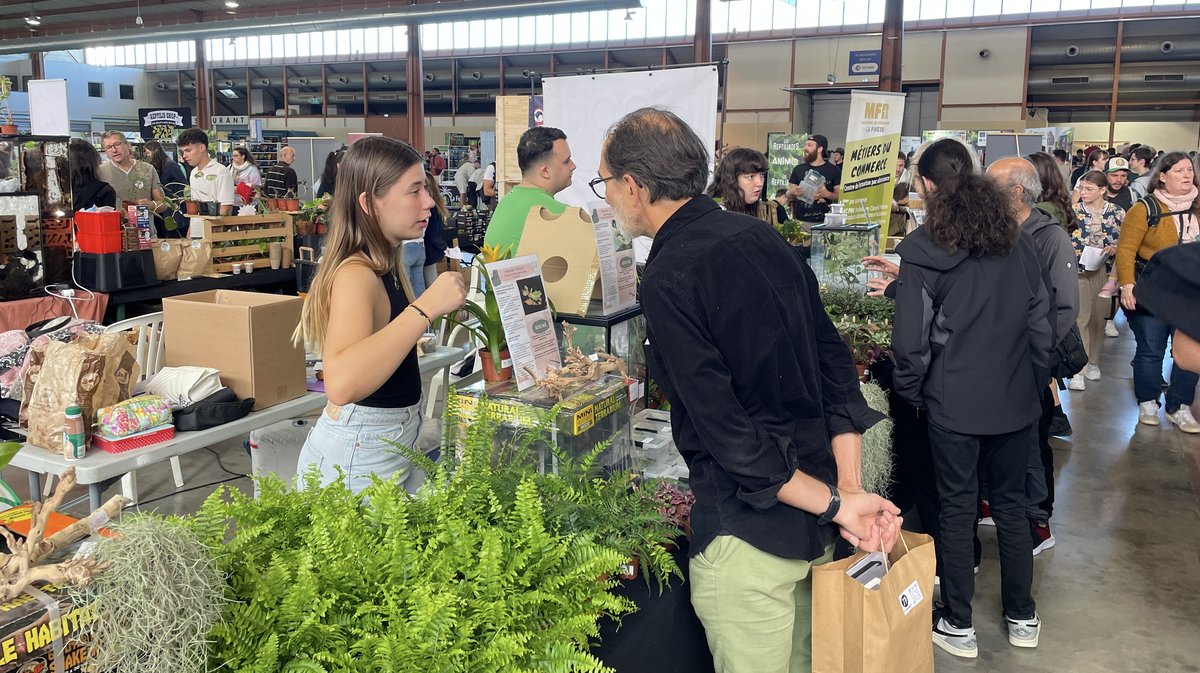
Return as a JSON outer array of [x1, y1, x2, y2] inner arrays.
[[421, 170, 449, 288], [1067, 170, 1123, 391], [69, 139, 116, 211], [293, 136, 467, 494], [229, 147, 261, 189], [315, 149, 342, 199], [706, 147, 776, 224], [1026, 151, 1073, 231], [143, 140, 188, 237], [1115, 150, 1200, 431], [891, 138, 1051, 659]]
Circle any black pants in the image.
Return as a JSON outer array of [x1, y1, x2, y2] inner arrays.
[[1034, 386, 1056, 520], [929, 419, 1037, 627]]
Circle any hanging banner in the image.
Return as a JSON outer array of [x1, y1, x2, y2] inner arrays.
[[138, 107, 192, 142], [842, 90, 906, 251], [766, 132, 808, 210], [528, 96, 544, 127]]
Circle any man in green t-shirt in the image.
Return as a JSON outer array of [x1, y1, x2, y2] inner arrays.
[[483, 126, 576, 252]]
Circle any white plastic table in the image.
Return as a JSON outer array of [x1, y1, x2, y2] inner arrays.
[[10, 345, 469, 511]]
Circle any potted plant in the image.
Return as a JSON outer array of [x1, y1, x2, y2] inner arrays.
[[295, 197, 327, 237], [0, 76, 15, 135], [446, 242, 511, 382], [773, 218, 811, 248], [282, 184, 303, 212]]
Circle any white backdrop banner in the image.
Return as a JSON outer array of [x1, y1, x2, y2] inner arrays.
[[542, 65, 720, 208]]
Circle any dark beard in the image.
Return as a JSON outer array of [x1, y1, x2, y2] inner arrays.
[[804, 150, 818, 164]]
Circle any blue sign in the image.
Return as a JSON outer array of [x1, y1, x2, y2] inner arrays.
[[848, 50, 881, 77]]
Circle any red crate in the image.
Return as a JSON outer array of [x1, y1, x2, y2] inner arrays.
[[76, 231, 123, 254], [74, 211, 122, 235]]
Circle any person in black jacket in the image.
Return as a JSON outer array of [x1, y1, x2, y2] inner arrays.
[[69, 139, 116, 212], [600, 107, 901, 673], [987, 157, 1080, 555], [891, 138, 1052, 659]]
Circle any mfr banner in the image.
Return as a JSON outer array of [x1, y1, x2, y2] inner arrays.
[[842, 90, 906, 250]]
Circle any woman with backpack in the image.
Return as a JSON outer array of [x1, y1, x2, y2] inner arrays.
[[1116, 151, 1200, 432]]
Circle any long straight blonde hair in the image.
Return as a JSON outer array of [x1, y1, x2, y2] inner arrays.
[[295, 137, 423, 351]]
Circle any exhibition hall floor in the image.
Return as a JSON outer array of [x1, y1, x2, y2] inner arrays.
[[4, 314, 1197, 673]]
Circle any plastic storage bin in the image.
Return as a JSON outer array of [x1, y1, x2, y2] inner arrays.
[[75, 211, 124, 254], [73, 249, 160, 292]]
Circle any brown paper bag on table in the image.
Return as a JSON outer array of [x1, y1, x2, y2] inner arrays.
[[812, 531, 936, 673], [19, 332, 140, 453], [178, 240, 213, 279], [151, 239, 185, 280]]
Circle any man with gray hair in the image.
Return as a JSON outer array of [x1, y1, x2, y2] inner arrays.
[[598, 107, 902, 673], [987, 157, 1079, 555]]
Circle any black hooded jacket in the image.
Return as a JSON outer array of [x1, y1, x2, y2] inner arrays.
[[891, 226, 1053, 435]]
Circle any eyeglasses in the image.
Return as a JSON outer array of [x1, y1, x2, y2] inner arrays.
[[102, 143, 126, 152], [589, 174, 615, 199]]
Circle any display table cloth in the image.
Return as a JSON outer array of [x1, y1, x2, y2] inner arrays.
[[0, 293, 109, 331]]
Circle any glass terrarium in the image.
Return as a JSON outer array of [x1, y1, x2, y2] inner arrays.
[[810, 221, 880, 291]]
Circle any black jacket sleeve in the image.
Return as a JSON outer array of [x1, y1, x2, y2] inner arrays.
[[642, 278, 795, 510], [891, 262, 934, 409]]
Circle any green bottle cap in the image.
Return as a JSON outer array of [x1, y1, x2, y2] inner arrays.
[[65, 405, 82, 416]]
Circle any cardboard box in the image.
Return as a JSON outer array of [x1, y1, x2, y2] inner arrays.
[[163, 290, 307, 411]]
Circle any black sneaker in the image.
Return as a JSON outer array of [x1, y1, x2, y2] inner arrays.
[[1048, 406, 1072, 437]]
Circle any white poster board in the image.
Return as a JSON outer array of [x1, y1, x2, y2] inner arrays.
[[542, 66, 720, 209], [28, 79, 69, 136], [487, 255, 562, 391]]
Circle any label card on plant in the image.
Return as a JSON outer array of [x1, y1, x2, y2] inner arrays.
[[487, 255, 562, 391]]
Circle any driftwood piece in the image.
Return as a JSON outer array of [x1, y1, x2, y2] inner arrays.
[[0, 467, 130, 602], [531, 322, 629, 400]]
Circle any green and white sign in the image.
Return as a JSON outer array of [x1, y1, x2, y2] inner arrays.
[[766, 132, 808, 202], [842, 90, 906, 250]]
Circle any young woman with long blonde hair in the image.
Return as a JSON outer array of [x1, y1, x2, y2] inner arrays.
[[294, 137, 466, 494]]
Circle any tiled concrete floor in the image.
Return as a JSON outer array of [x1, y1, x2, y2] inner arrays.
[[4, 315, 1198, 672]]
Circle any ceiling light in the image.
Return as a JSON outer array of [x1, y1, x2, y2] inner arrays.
[[25, 15, 41, 26], [224, 0, 239, 7], [219, 88, 239, 98]]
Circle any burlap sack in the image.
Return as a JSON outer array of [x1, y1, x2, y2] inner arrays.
[[151, 239, 185, 281], [20, 332, 139, 453], [178, 240, 213, 279]]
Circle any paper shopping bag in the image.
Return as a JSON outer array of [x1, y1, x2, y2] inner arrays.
[[812, 531, 936, 673]]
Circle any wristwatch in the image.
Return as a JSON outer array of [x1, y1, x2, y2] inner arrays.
[[816, 483, 841, 525]]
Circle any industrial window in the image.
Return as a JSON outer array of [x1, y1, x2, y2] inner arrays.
[[88, 82, 103, 98]]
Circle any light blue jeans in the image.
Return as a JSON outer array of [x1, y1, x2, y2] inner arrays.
[[296, 401, 424, 495], [402, 241, 427, 297]]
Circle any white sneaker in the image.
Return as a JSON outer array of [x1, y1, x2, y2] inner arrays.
[[1165, 405, 1200, 434], [1068, 374, 1086, 391], [1105, 320, 1119, 338], [933, 617, 978, 658], [1006, 613, 1041, 648], [1083, 364, 1101, 381], [1138, 401, 1160, 426]]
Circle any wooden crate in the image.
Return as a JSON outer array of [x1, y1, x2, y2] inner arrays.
[[198, 214, 293, 273]]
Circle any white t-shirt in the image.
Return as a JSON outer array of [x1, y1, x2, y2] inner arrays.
[[189, 160, 237, 237], [483, 163, 496, 183]]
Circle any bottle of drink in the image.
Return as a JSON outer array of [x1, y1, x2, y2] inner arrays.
[[63, 405, 87, 461]]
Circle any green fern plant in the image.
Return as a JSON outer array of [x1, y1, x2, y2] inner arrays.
[[186, 391, 655, 673]]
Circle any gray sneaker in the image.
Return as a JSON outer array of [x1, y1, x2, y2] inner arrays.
[[1006, 613, 1040, 648], [933, 616, 978, 658]]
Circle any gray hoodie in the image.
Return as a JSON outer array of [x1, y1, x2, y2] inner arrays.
[[1025, 207, 1080, 346]]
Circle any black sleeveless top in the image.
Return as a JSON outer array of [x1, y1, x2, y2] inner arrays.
[[357, 272, 422, 408]]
